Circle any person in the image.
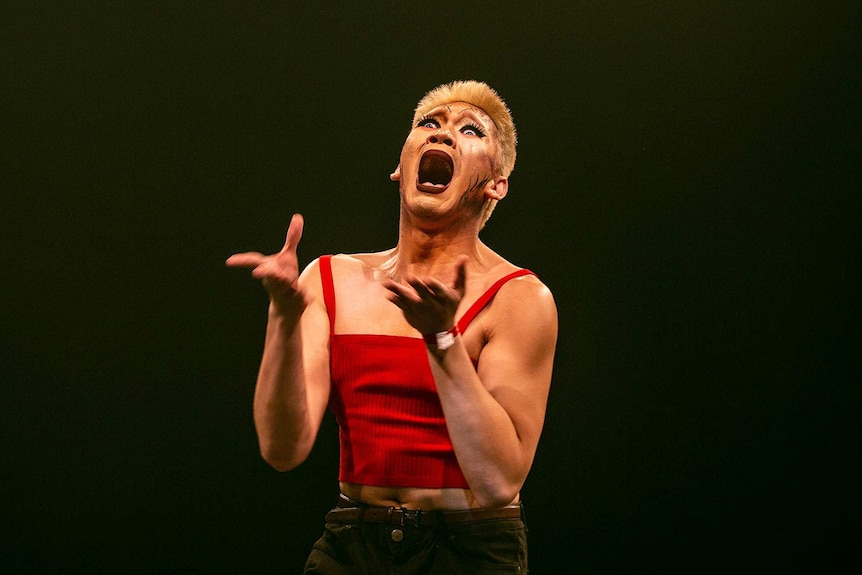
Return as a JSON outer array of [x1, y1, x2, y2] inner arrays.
[[226, 80, 558, 574]]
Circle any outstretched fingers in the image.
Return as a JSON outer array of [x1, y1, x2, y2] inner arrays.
[[382, 279, 417, 305], [225, 214, 309, 314], [226, 213, 305, 271], [406, 275, 439, 298], [225, 252, 266, 269]]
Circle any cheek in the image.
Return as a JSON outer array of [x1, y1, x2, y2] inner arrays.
[[462, 146, 495, 173], [400, 135, 424, 161], [398, 145, 413, 170]]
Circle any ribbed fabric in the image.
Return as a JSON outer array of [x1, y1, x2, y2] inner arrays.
[[319, 255, 535, 489]]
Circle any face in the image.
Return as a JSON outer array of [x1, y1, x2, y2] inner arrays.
[[392, 101, 507, 223]]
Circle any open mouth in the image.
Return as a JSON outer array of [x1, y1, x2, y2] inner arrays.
[[417, 150, 454, 193]]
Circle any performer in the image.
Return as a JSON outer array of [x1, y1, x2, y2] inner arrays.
[[227, 80, 558, 574]]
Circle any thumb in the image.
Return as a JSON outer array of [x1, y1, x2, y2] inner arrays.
[[283, 213, 305, 253]]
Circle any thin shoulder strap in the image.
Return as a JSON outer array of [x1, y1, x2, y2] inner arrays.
[[457, 269, 536, 334], [319, 255, 336, 332]]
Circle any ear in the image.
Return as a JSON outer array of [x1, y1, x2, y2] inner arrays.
[[485, 176, 508, 200], [390, 164, 401, 181]]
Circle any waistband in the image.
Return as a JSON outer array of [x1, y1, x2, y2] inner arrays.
[[325, 494, 524, 528]]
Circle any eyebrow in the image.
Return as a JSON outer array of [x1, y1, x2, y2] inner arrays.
[[425, 105, 491, 128]]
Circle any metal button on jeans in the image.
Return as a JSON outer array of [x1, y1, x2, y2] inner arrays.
[[391, 528, 404, 542]]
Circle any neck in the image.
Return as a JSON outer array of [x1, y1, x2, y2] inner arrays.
[[382, 212, 487, 279]]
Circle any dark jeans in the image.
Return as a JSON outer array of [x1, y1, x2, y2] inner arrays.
[[303, 507, 529, 574]]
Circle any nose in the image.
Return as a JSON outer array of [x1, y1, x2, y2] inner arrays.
[[427, 128, 454, 147]]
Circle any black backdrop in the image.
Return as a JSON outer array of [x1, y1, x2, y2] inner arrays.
[[2, 2, 859, 573]]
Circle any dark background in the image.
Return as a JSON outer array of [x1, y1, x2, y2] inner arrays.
[[2, 2, 859, 573]]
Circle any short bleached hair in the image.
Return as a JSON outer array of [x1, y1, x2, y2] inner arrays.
[[412, 80, 517, 178]]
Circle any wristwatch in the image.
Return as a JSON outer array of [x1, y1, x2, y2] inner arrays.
[[423, 326, 459, 351]]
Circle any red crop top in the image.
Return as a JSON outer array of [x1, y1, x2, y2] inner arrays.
[[319, 255, 535, 489]]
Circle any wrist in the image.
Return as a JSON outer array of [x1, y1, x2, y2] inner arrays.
[[267, 300, 306, 326], [422, 325, 459, 351]]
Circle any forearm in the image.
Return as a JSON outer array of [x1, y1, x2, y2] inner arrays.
[[253, 306, 317, 471], [428, 342, 533, 508]]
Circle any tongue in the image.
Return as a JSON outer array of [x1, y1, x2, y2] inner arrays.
[[417, 181, 449, 193]]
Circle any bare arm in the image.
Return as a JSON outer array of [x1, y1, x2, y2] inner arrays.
[[226, 214, 331, 471], [384, 261, 558, 508]]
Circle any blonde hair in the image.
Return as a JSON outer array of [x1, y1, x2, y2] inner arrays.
[[412, 80, 517, 178]]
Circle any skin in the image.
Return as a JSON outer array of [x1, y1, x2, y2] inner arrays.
[[227, 101, 558, 510]]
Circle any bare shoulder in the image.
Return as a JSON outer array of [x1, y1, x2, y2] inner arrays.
[[481, 250, 555, 309], [296, 252, 380, 277], [484, 267, 558, 339], [474, 265, 557, 404], [295, 257, 325, 302], [297, 253, 388, 296], [297, 256, 325, 281], [497, 272, 556, 316]]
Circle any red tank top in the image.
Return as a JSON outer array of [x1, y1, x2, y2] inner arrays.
[[319, 255, 535, 489]]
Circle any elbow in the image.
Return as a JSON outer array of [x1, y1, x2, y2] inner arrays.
[[473, 481, 523, 510], [263, 455, 300, 472], [259, 442, 308, 472], [256, 422, 318, 472]]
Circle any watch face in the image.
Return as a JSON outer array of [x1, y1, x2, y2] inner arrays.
[[437, 331, 456, 350]]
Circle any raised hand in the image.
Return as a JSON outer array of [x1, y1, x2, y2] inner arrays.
[[226, 213, 307, 315], [383, 256, 468, 335]]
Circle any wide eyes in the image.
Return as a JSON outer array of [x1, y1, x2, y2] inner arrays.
[[415, 116, 485, 138], [417, 116, 440, 129], [460, 124, 485, 137]]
